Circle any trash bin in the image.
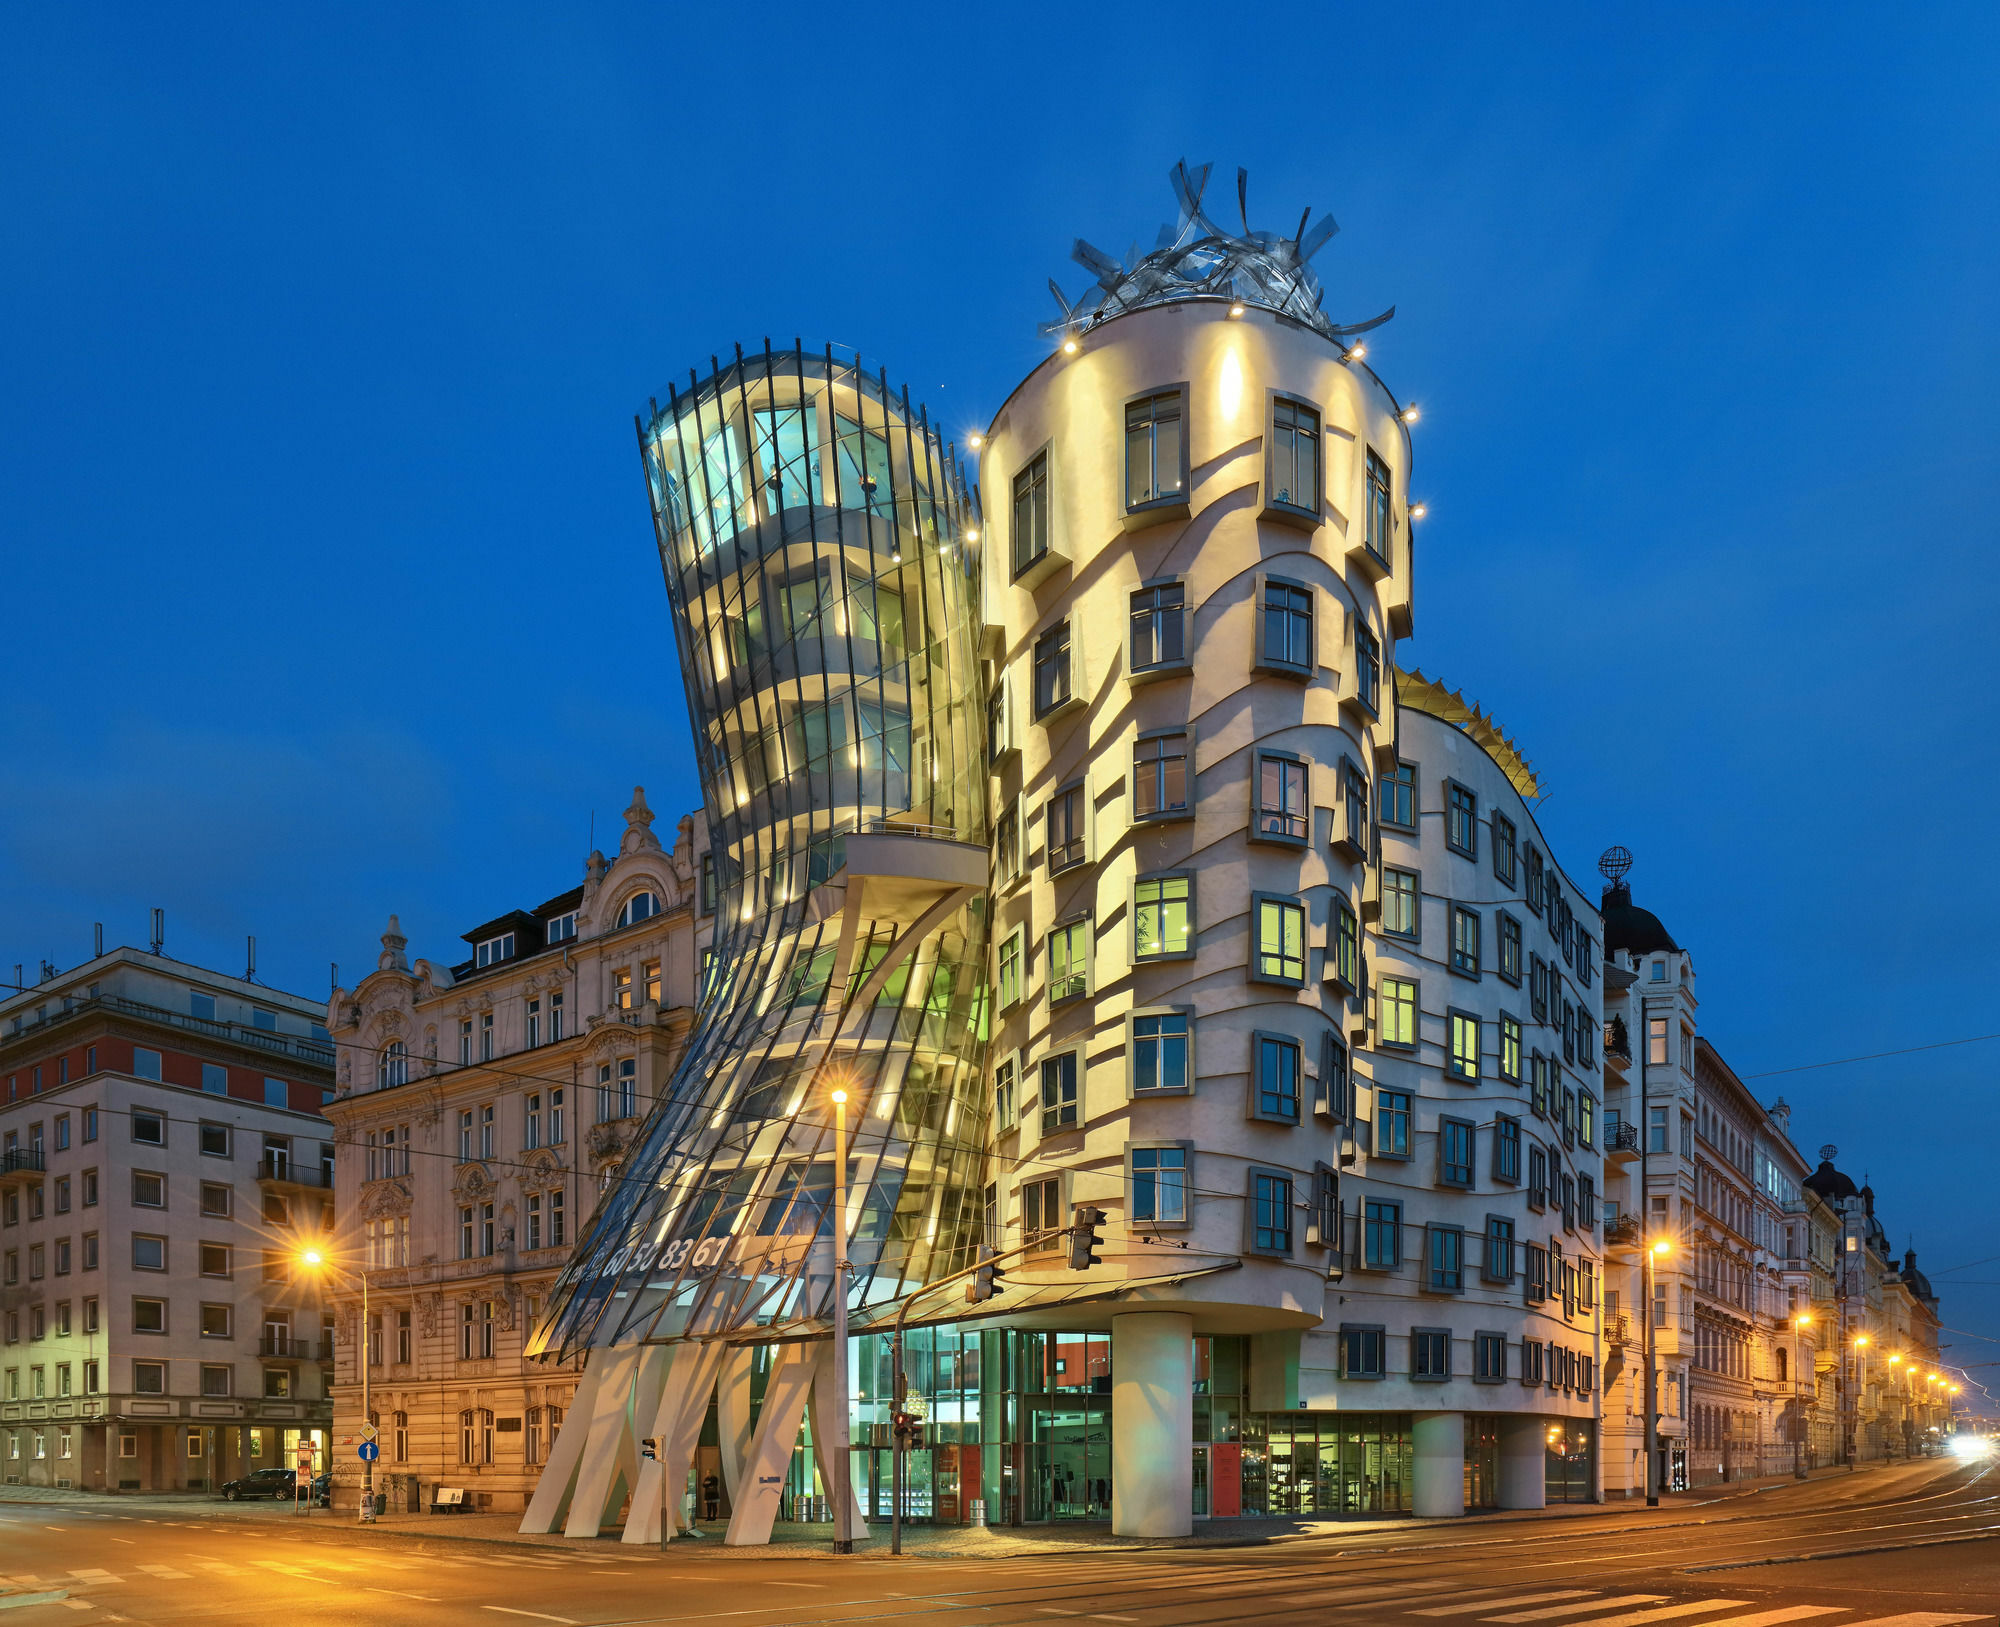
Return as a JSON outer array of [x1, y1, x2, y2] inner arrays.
[[374, 1493, 387, 1516], [969, 1499, 987, 1528]]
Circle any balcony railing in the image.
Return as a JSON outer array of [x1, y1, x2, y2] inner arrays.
[[1605, 1314, 1631, 1346], [1603, 1017, 1632, 1061], [0, 1148, 46, 1175], [1604, 1215, 1642, 1247], [258, 1157, 330, 1188], [258, 1334, 323, 1360], [1605, 1122, 1640, 1155], [0, 992, 334, 1069]]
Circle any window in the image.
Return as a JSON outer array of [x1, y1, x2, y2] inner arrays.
[[133, 1297, 167, 1334], [1451, 907, 1480, 977], [199, 1243, 230, 1278], [1130, 1012, 1189, 1095], [54, 1177, 69, 1215], [200, 1303, 232, 1340], [1046, 782, 1086, 872], [1379, 760, 1416, 830], [480, 1011, 494, 1060], [1253, 1034, 1301, 1123], [1495, 1115, 1521, 1184], [1257, 579, 1314, 674], [478, 1103, 495, 1160], [1354, 623, 1380, 714], [81, 1235, 97, 1271], [1525, 845, 1545, 915], [1251, 1171, 1293, 1254], [1130, 1147, 1188, 1227], [1134, 874, 1192, 960], [1254, 753, 1308, 842], [1363, 1199, 1402, 1270], [1047, 919, 1090, 1005], [481, 1203, 495, 1256], [1427, 1227, 1465, 1293], [132, 1235, 166, 1272], [459, 1019, 473, 1066], [1269, 397, 1320, 514], [1315, 1031, 1352, 1120], [1378, 977, 1417, 1047], [1124, 390, 1185, 509], [1375, 1089, 1411, 1159], [525, 1000, 542, 1050], [1129, 582, 1187, 673], [1497, 913, 1523, 985], [133, 1361, 166, 1394], [1439, 1119, 1474, 1188], [1500, 1015, 1522, 1081], [82, 1108, 95, 1143], [1133, 731, 1189, 818], [1448, 1011, 1480, 1081], [1648, 1016, 1669, 1066], [1011, 449, 1049, 578], [1327, 897, 1360, 991], [131, 1109, 164, 1145], [1412, 1326, 1451, 1379], [1033, 621, 1072, 717], [131, 1049, 162, 1082], [1528, 1145, 1548, 1210], [698, 854, 716, 915], [993, 1057, 1017, 1131], [996, 929, 1023, 1009], [1484, 1215, 1517, 1284], [1650, 958, 1668, 982], [1474, 1331, 1506, 1383], [1382, 869, 1420, 938], [1445, 781, 1479, 859], [397, 1311, 412, 1366], [1341, 1324, 1386, 1379], [53, 1114, 68, 1151], [1039, 1053, 1078, 1134], [1021, 1177, 1062, 1250], [1364, 449, 1393, 561], [475, 932, 515, 967], [1337, 757, 1370, 855], [617, 891, 661, 928], [1253, 896, 1306, 985], [1492, 814, 1518, 886], [459, 1206, 475, 1260], [1525, 1244, 1550, 1306]]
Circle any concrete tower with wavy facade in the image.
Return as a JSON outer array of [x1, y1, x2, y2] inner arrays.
[[520, 344, 990, 1546]]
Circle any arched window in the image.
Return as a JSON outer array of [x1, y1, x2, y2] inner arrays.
[[1775, 1347, 1788, 1383], [617, 891, 661, 928], [377, 1041, 406, 1090]]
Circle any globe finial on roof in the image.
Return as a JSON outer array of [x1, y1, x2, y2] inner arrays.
[[1045, 158, 1396, 346], [1599, 846, 1633, 885]]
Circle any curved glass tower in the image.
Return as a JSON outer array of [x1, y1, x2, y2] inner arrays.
[[530, 343, 990, 1363]]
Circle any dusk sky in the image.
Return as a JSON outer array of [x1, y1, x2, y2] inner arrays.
[[5, 7, 1997, 1372]]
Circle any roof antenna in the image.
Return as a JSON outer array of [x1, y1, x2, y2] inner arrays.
[[93, 923, 104, 958], [1236, 167, 1249, 234], [245, 935, 258, 984], [149, 908, 165, 956]]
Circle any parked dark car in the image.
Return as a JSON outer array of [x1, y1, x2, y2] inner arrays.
[[311, 1472, 331, 1507], [220, 1467, 296, 1500]]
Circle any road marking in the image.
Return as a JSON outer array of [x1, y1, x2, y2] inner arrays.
[[136, 1566, 192, 1579], [1033, 1612, 1080, 1618], [0, 1593, 71, 1613], [482, 1611, 577, 1625], [367, 1588, 441, 1602], [763, 1583, 826, 1589], [1677, 1613, 1845, 1627], [106, 1539, 133, 1546], [1488, 1603, 1668, 1625], [1417, 1598, 1597, 1619], [1088, 1616, 1137, 1623], [1846, 1618, 1998, 1626], [1580, 1607, 1750, 1627]]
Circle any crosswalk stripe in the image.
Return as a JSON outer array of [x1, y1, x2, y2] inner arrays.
[[1669, 1612, 1845, 1627], [137, 1565, 191, 1579], [1845, 1616, 1997, 1626], [1415, 1596, 1598, 1619], [1577, 1605, 1750, 1627], [1487, 1603, 1667, 1625]]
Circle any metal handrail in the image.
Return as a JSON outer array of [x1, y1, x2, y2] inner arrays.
[[1605, 1122, 1640, 1153], [259, 1157, 330, 1188], [1, 992, 333, 1068], [0, 1149, 47, 1174]]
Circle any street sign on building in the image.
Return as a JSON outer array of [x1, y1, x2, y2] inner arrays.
[[358, 1441, 380, 1462]]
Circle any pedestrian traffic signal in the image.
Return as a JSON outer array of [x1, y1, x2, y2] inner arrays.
[[1068, 1206, 1106, 1271], [965, 1246, 1005, 1303], [639, 1437, 660, 1461]]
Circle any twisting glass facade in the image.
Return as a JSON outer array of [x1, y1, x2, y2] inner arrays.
[[531, 343, 990, 1360]]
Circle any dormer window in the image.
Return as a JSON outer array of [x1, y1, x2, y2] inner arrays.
[[545, 912, 577, 946], [617, 892, 661, 929], [474, 934, 515, 969]]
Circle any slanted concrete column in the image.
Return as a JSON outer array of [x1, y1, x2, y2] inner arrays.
[[1497, 1414, 1547, 1510], [1412, 1411, 1466, 1519], [1111, 1312, 1192, 1538]]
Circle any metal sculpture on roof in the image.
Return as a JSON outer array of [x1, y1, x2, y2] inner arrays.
[[1046, 158, 1396, 344]]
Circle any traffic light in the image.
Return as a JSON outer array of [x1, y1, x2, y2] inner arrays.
[[1068, 1206, 1106, 1271], [639, 1437, 660, 1461], [965, 1246, 1005, 1303]]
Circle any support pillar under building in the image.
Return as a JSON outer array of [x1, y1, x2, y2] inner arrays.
[[1110, 1312, 1193, 1537], [1497, 1414, 1548, 1510], [1412, 1411, 1466, 1519]]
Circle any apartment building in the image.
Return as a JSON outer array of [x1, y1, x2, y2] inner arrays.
[[323, 789, 706, 1513], [0, 949, 334, 1491]]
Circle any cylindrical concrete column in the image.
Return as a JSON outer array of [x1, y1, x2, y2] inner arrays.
[[1412, 1411, 1466, 1519], [1111, 1312, 1193, 1537], [1497, 1414, 1548, 1510]]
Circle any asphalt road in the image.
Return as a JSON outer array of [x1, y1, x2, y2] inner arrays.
[[3, 1457, 1997, 1626]]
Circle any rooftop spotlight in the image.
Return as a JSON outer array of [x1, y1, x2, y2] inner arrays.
[[1061, 336, 1078, 355], [1401, 403, 1421, 424], [966, 432, 983, 450], [1410, 503, 1428, 520], [1229, 300, 1246, 318], [1348, 342, 1368, 362]]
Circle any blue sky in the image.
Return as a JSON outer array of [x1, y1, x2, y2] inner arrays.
[[5, 5, 1998, 1374]]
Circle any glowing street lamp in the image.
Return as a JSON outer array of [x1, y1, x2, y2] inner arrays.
[[1644, 1235, 1673, 1506], [828, 1082, 853, 1554], [296, 1247, 373, 1523]]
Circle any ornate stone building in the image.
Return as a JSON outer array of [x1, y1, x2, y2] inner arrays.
[[322, 789, 707, 1512]]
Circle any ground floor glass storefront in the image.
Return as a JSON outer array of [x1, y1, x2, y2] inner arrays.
[[759, 1326, 1596, 1525]]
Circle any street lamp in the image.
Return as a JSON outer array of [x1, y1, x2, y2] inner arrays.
[[828, 1084, 853, 1555], [1791, 1313, 1812, 1479], [1847, 1334, 1871, 1471], [1645, 1237, 1673, 1507], [297, 1248, 374, 1523]]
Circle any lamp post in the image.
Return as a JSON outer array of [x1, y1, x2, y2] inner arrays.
[[829, 1086, 853, 1555], [1792, 1314, 1811, 1479], [299, 1248, 373, 1523], [1644, 1237, 1672, 1507], [1848, 1334, 1869, 1470]]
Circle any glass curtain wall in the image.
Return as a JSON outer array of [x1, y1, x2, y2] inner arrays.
[[531, 344, 990, 1363]]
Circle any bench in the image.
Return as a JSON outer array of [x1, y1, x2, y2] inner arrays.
[[430, 1486, 470, 1513]]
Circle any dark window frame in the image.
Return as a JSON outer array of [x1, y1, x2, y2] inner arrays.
[[1250, 749, 1310, 846], [1445, 779, 1480, 860], [1248, 1030, 1303, 1125], [1253, 574, 1315, 678], [1128, 578, 1190, 679]]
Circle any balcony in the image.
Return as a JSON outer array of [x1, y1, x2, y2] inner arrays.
[[0, 1148, 46, 1180], [1604, 1214, 1642, 1251], [1604, 1314, 1631, 1348], [1, 991, 334, 1069], [1605, 1122, 1640, 1162], [257, 1157, 329, 1189], [258, 1334, 330, 1361]]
